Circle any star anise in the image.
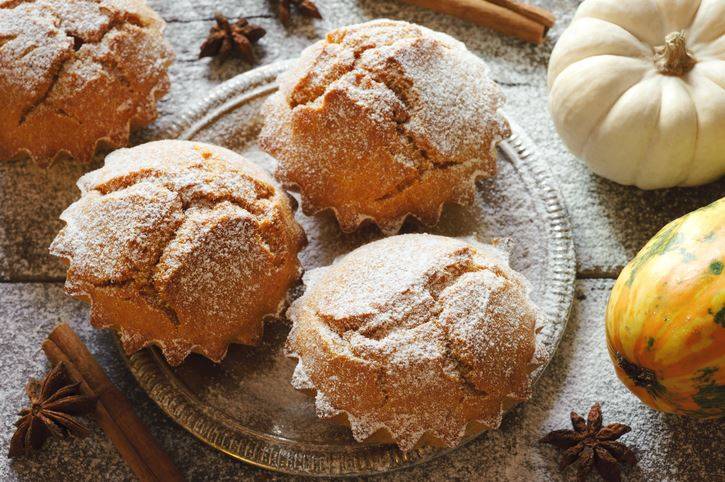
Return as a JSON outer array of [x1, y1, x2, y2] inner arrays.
[[541, 402, 636, 482], [9, 363, 96, 457], [278, 0, 322, 25], [199, 14, 267, 63]]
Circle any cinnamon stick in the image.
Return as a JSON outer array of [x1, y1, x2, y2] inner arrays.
[[43, 340, 159, 481], [399, 0, 553, 44], [43, 324, 185, 482], [486, 0, 555, 28]]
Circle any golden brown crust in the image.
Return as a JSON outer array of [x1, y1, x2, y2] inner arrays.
[[51, 140, 306, 366], [285, 234, 541, 451], [259, 19, 511, 235], [0, 0, 173, 164]]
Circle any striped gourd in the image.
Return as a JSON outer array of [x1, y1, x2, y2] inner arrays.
[[606, 197, 724, 418]]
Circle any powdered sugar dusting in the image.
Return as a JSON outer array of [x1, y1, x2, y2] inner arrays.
[[286, 233, 541, 451], [259, 19, 511, 234], [359, 24, 506, 158], [50, 140, 305, 365], [54, 180, 183, 286], [0, 0, 173, 163]]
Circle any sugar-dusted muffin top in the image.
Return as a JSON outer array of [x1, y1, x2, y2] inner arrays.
[[0, 0, 173, 164], [51, 140, 306, 365], [286, 233, 542, 451], [260, 19, 511, 235]]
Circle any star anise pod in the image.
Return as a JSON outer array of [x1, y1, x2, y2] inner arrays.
[[278, 0, 322, 25], [199, 14, 267, 63], [541, 403, 636, 482], [9, 363, 97, 457]]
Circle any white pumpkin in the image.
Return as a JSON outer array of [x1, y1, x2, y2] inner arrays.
[[548, 0, 725, 189]]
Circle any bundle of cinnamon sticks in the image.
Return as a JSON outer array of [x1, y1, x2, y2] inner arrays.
[[43, 323, 185, 482], [401, 0, 555, 44]]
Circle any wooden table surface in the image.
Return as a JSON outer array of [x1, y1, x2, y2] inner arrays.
[[1, 1, 723, 480]]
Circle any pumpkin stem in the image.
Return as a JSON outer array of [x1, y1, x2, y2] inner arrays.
[[654, 31, 696, 76]]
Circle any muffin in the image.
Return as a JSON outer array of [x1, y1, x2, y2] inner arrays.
[[50, 140, 306, 366], [0, 0, 173, 164], [260, 19, 510, 235], [286, 234, 542, 451]]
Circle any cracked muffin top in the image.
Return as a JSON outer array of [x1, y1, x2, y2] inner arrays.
[[286, 234, 542, 451], [259, 19, 510, 235], [50, 140, 306, 366], [0, 0, 173, 164]]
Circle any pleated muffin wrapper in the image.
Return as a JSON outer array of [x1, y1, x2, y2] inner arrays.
[[259, 19, 511, 235], [285, 234, 546, 451], [0, 0, 174, 164], [50, 140, 306, 366]]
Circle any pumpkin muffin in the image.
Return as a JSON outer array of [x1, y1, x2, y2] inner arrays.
[[286, 234, 542, 451], [50, 140, 306, 366], [0, 0, 173, 164], [259, 19, 510, 235]]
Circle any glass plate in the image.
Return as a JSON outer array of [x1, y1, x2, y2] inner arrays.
[[120, 60, 576, 477]]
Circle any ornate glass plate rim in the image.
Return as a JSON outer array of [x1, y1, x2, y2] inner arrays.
[[119, 60, 576, 477]]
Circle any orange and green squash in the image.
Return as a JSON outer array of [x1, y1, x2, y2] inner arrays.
[[605, 197, 725, 418]]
